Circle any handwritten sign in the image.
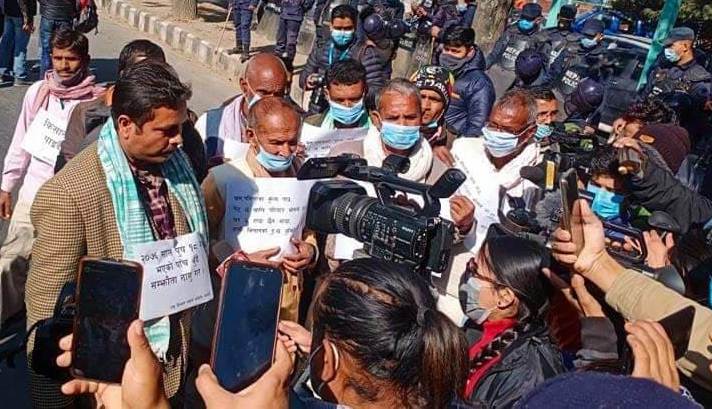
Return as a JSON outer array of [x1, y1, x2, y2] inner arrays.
[[301, 123, 368, 158], [223, 139, 250, 162], [21, 109, 68, 165], [130, 232, 213, 321], [224, 178, 315, 258]]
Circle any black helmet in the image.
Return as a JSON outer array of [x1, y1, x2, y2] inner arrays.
[[362, 14, 385, 41], [660, 91, 694, 122], [559, 4, 576, 20], [515, 49, 545, 84], [565, 78, 604, 115]]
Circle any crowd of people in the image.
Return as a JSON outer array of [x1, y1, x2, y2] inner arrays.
[[2, 0, 712, 408]]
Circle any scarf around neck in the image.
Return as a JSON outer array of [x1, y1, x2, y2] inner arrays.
[[31, 69, 104, 117], [362, 126, 434, 183]]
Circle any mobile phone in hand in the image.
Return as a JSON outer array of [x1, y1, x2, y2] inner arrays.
[[71, 258, 142, 383], [211, 261, 283, 392], [559, 168, 584, 254]]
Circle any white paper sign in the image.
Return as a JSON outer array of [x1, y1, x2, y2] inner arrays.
[[301, 123, 368, 158], [223, 139, 250, 162], [132, 232, 213, 321], [21, 109, 68, 165], [224, 178, 315, 258]]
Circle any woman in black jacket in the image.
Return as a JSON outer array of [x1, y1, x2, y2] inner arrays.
[[460, 234, 566, 408]]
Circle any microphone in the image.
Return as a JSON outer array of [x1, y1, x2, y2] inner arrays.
[[520, 159, 558, 191], [520, 165, 545, 185], [534, 190, 564, 235]]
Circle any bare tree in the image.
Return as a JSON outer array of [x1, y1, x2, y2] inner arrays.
[[173, 0, 198, 20], [472, 0, 514, 54]]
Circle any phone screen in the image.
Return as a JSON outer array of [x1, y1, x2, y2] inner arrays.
[[560, 169, 584, 254], [211, 262, 283, 392], [72, 259, 141, 382]]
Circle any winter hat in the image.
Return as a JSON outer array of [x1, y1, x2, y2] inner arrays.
[[411, 65, 455, 108], [635, 123, 691, 174], [516, 372, 698, 409]]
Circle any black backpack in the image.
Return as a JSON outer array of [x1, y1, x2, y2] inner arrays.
[[74, 0, 99, 34]]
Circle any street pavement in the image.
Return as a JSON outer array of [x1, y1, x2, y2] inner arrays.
[[0, 16, 237, 408]]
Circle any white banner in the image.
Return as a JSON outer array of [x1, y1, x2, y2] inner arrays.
[[301, 123, 368, 158]]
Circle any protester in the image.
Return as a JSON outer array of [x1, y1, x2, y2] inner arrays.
[[610, 98, 677, 142], [37, 0, 76, 75], [305, 58, 370, 130], [440, 26, 495, 138], [529, 87, 559, 145], [451, 89, 541, 254], [26, 61, 198, 406], [226, 0, 258, 62], [274, 0, 315, 70], [202, 96, 317, 322], [641, 27, 711, 104], [0, 0, 35, 85], [0, 28, 103, 330], [195, 52, 289, 164], [299, 4, 359, 92], [461, 233, 565, 407], [411, 65, 455, 166]]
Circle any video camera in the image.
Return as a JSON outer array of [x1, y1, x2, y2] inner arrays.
[[297, 154, 466, 277], [307, 73, 329, 115]]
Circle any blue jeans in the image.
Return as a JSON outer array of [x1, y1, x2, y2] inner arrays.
[[39, 16, 72, 76], [0, 16, 31, 80]]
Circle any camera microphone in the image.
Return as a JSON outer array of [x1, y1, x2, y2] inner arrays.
[[520, 165, 545, 185], [521, 159, 558, 190]]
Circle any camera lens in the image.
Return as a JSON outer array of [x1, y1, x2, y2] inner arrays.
[[331, 192, 377, 238]]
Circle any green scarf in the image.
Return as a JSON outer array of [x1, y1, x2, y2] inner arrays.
[[97, 118, 208, 359]]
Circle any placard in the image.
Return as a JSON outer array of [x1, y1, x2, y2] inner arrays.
[[21, 109, 68, 165], [224, 178, 315, 258], [301, 122, 368, 158], [131, 232, 213, 321]]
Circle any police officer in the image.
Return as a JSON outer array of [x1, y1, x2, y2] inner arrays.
[[485, 2, 543, 98], [538, 4, 582, 65], [512, 49, 548, 90], [563, 77, 604, 135], [641, 27, 712, 106], [547, 18, 610, 100], [274, 0, 316, 70], [227, 0, 258, 62]]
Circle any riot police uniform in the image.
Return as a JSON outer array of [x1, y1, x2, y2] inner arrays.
[[485, 3, 543, 98], [538, 4, 582, 65], [275, 0, 316, 69], [228, 0, 258, 59]]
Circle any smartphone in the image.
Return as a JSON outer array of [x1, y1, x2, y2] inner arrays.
[[658, 306, 696, 360], [211, 261, 283, 392], [71, 258, 142, 383], [559, 168, 584, 254]]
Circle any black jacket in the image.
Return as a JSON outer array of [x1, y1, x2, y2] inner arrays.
[[445, 49, 496, 137], [468, 325, 566, 409], [39, 0, 76, 21], [299, 39, 357, 90], [626, 158, 712, 234], [352, 39, 394, 95]]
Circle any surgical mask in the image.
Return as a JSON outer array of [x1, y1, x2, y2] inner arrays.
[[331, 29, 354, 47], [534, 123, 554, 141], [580, 37, 598, 49], [255, 144, 294, 172], [425, 120, 439, 128], [482, 127, 520, 158], [518, 19, 536, 32], [456, 3, 467, 12], [380, 121, 421, 150], [246, 81, 262, 109], [439, 52, 469, 73], [458, 277, 492, 325], [308, 342, 340, 397], [587, 183, 624, 220], [664, 47, 681, 63], [329, 98, 364, 125]]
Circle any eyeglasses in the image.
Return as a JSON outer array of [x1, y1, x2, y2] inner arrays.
[[484, 122, 536, 137], [465, 258, 503, 288]]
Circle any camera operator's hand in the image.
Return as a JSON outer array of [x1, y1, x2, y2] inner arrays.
[[196, 339, 293, 409], [432, 146, 454, 167], [56, 320, 169, 409], [278, 320, 312, 355], [282, 238, 315, 275], [542, 270, 604, 318], [551, 200, 626, 293], [627, 321, 680, 392], [450, 195, 474, 234], [0, 190, 13, 220], [306, 74, 320, 91], [430, 26, 441, 38], [643, 230, 674, 269], [612, 136, 644, 156]]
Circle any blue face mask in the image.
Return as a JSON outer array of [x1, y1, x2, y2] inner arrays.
[[331, 29, 354, 47], [482, 127, 520, 158], [664, 47, 681, 63], [535, 124, 554, 141], [518, 19, 536, 32], [425, 120, 439, 128], [380, 121, 421, 150], [255, 145, 294, 172], [456, 3, 467, 12], [580, 37, 598, 49], [329, 98, 364, 125], [587, 183, 624, 220]]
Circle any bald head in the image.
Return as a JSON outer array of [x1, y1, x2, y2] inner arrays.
[[247, 97, 302, 158], [240, 53, 289, 103]]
